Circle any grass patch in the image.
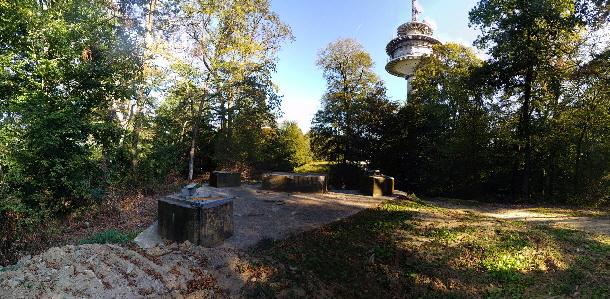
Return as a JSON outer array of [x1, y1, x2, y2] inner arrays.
[[588, 242, 610, 253], [293, 161, 333, 174], [78, 228, 135, 245], [426, 228, 460, 243], [426, 197, 487, 207], [481, 252, 527, 282], [0, 265, 20, 272], [498, 232, 533, 250], [242, 198, 610, 298], [533, 224, 583, 242]]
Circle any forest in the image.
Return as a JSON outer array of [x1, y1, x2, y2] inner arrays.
[[1, 0, 610, 264]]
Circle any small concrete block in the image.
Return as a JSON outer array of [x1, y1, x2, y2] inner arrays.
[[360, 175, 394, 197], [210, 171, 241, 188]]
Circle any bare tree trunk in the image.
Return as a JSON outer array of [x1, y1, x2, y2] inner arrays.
[[574, 122, 589, 194], [521, 68, 533, 200], [131, 101, 142, 171], [189, 92, 207, 180]]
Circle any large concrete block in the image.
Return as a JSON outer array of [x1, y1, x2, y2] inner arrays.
[[157, 196, 233, 246], [210, 171, 241, 188], [360, 175, 394, 197], [261, 172, 328, 193]]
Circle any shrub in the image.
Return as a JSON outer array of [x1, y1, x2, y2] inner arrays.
[[79, 229, 135, 245]]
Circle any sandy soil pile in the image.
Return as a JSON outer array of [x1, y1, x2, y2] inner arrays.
[[0, 242, 247, 298]]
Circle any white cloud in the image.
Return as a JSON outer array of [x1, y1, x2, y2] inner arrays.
[[423, 17, 438, 31]]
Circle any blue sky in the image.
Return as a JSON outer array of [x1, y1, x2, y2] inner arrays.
[[269, 0, 482, 131]]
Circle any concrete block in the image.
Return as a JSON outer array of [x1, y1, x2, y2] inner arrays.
[[157, 196, 233, 246], [261, 172, 328, 193], [360, 175, 394, 197], [210, 171, 241, 188]]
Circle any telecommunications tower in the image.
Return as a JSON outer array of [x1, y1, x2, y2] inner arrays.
[[385, 0, 441, 96]]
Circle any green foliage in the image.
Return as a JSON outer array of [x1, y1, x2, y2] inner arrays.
[[78, 229, 135, 245], [499, 233, 532, 250], [1, 0, 609, 275], [311, 38, 398, 172], [468, 0, 590, 200], [398, 43, 491, 197], [243, 125, 294, 173], [294, 162, 333, 174], [378, 3, 610, 203], [278, 121, 314, 169], [426, 228, 459, 243], [159, 0, 294, 177], [588, 242, 610, 253], [0, 0, 140, 210], [534, 225, 582, 242], [293, 161, 362, 189], [0, 265, 20, 273], [0, 0, 141, 264], [143, 81, 216, 181], [481, 252, 526, 282]]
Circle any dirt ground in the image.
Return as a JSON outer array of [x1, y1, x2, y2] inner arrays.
[[429, 200, 610, 236], [2, 184, 610, 298], [0, 184, 389, 299]]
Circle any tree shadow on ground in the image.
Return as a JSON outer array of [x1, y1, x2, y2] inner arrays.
[[240, 199, 610, 299]]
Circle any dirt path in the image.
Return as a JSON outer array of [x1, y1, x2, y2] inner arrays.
[[427, 200, 610, 236]]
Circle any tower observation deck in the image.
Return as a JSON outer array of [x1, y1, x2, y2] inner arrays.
[[385, 0, 441, 95]]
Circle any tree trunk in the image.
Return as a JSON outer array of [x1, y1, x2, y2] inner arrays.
[[188, 93, 207, 181], [574, 122, 588, 194], [521, 68, 533, 200], [131, 103, 142, 171]]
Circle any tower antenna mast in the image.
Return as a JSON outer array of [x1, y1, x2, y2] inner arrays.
[[412, 0, 420, 21]]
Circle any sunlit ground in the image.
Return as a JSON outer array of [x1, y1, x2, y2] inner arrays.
[[241, 197, 610, 298]]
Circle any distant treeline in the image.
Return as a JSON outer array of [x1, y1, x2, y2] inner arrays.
[[310, 1, 610, 205]]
